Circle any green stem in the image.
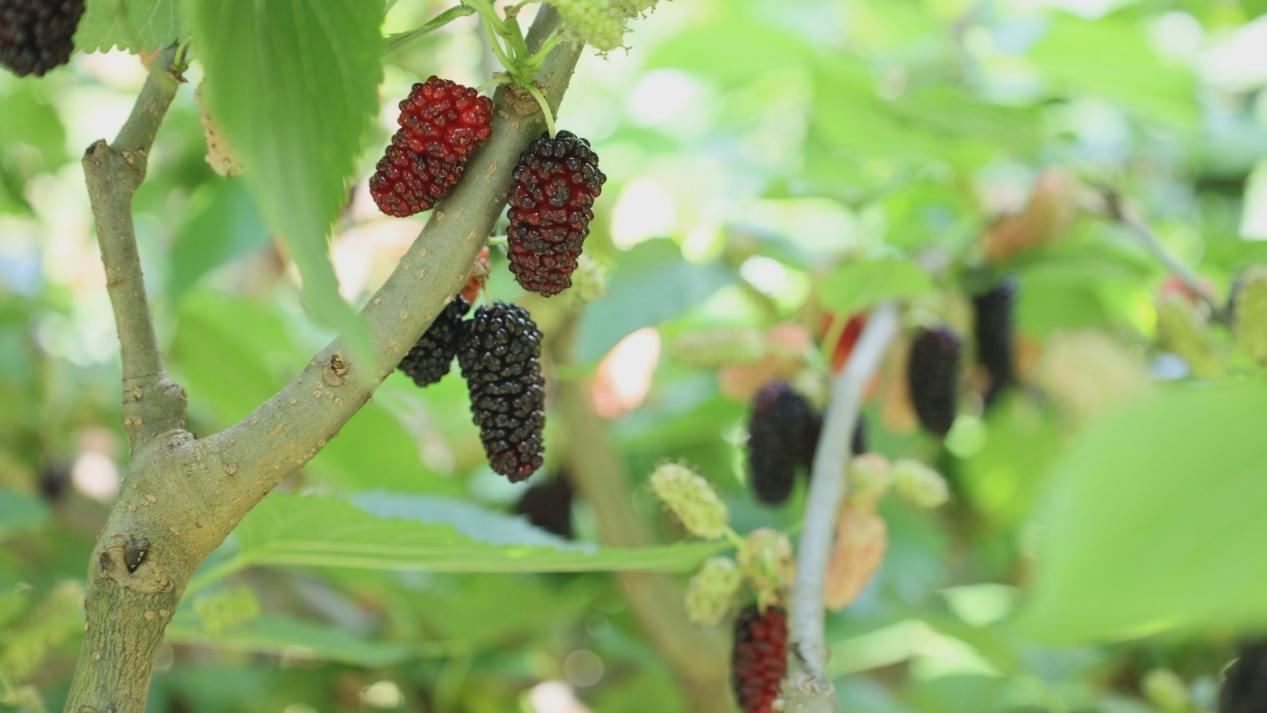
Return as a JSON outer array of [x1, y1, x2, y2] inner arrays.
[[524, 29, 564, 70], [525, 83, 557, 137]]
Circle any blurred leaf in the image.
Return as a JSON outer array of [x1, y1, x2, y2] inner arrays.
[[817, 257, 932, 314], [645, 16, 814, 86], [167, 610, 413, 667], [196, 492, 724, 587], [167, 180, 269, 302], [187, 0, 382, 354], [577, 240, 735, 363], [75, 0, 184, 53], [0, 489, 47, 541], [1019, 382, 1267, 641]]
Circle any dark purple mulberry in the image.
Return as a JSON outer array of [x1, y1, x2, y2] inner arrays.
[[398, 296, 470, 388], [908, 326, 961, 437], [1220, 642, 1267, 713], [732, 604, 787, 713], [973, 277, 1017, 405], [748, 380, 816, 506], [0, 0, 83, 77], [513, 472, 574, 539], [507, 130, 606, 296], [457, 302, 545, 482]]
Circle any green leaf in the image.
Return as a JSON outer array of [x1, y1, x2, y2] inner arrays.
[[187, 0, 383, 352], [166, 610, 414, 667], [167, 180, 269, 302], [75, 0, 184, 54], [816, 257, 932, 314], [194, 492, 723, 588], [1017, 382, 1267, 641], [0, 490, 48, 542]]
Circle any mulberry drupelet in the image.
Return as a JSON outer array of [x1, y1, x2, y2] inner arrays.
[[507, 130, 606, 296], [973, 277, 1017, 404], [457, 302, 546, 481], [747, 380, 816, 506], [397, 296, 470, 388], [908, 326, 962, 437], [0, 0, 84, 76], [731, 603, 788, 713]]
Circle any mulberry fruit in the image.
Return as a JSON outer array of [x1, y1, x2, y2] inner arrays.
[[514, 472, 574, 539], [973, 277, 1017, 404], [732, 603, 787, 713], [908, 326, 961, 437], [398, 296, 470, 388], [507, 130, 606, 296], [0, 0, 83, 77], [370, 77, 492, 217], [457, 302, 545, 481], [1220, 642, 1267, 713], [748, 380, 816, 506]]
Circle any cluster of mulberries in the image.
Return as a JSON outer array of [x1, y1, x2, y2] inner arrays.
[[514, 472, 574, 539], [1220, 642, 1267, 713], [973, 278, 1017, 405], [507, 130, 606, 296], [731, 603, 787, 713], [457, 302, 546, 482], [747, 380, 817, 506], [397, 296, 470, 388], [908, 326, 961, 437], [0, 0, 83, 77], [370, 77, 493, 217]]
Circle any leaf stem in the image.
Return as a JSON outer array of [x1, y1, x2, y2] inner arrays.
[[525, 83, 557, 137]]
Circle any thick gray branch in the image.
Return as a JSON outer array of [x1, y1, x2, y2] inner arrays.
[[82, 46, 187, 448], [784, 302, 900, 713]]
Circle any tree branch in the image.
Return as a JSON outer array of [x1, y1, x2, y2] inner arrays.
[[549, 322, 731, 713], [784, 302, 901, 713], [66, 9, 582, 713], [82, 45, 188, 448]]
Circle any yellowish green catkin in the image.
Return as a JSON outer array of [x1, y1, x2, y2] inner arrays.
[[891, 459, 949, 510], [649, 463, 729, 539], [684, 557, 743, 626], [1233, 266, 1267, 363], [546, 0, 628, 51], [1156, 293, 1224, 378]]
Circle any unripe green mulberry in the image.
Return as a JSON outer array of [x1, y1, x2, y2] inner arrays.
[[1156, 293, 1223, 378], [684, 557, 743, 626], [1232, 266, 1267, 363], [649, 463, 729, 539]]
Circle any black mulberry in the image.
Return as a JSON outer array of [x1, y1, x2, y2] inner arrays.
[[748, 380, 816, 506], [457, 302, 545, 481], [0, 0, 84, 77], [507, 130, 606, 296], [732, 603, 787, 713], [398, 296, 470, 388], [973, 277, 1017, 405], [1220, 642, 1267, 713], [908, 326, 961, 437], [513, 472, 574, 539]]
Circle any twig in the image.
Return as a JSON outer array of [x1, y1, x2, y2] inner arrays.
[[784, 301, 901, 712], [1102, 189, 1220, 315], [81, 45, 188, 448]]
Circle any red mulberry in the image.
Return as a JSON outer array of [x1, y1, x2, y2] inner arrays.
[[973, 277, 1017, 405], [457, 302, 545, 481], [1220, 642, 1267, 713], [908, 326, 962, 437], [370, 77, 493, 217], [0, 0, 84, 77], [513, 471, 574, 539], [507, 130, 606, 297], [732, 603, 787, 713], [748, 380, 816, 506], [398, 296, 470, 388]]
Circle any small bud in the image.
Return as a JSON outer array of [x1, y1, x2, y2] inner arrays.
[[892, 459, 949, 510], [738, 528, 795, 609], [649, 463, 729, 539], [684, 557, 743, 626], [824, 504, 888, 610], [848, 453, 893, 511], [1233, 266, 1267, 363]]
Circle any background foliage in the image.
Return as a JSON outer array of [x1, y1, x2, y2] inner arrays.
[[2, 0, 1267, 710]]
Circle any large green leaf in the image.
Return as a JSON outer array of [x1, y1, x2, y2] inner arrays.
[[187, 0, 383, 348], [816, 257, 932, 314], [167, 180, 269, 303], [192, 492, 724, 589], [166, 610, 414, 667], [1018, 382, 1267, 641], [75, 0, 184, 53]]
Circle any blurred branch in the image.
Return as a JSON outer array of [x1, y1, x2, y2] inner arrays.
[[784, 302, 900, 713], [66, 10, 582, 713], [549, 321, 732, 713], [1100, 188, 1220, 316], [81, 46, 188, 448]]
